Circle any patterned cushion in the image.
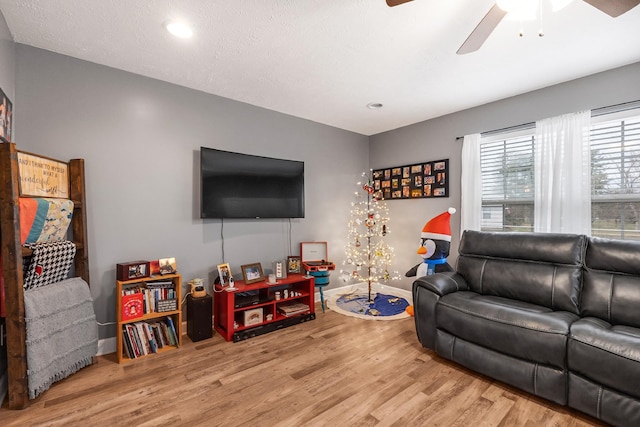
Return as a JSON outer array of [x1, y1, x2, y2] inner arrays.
[[19, 198, 74, 244], [23, 241, 76, 290]]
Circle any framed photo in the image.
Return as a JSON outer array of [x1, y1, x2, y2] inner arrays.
[[241, 263, 264, 284], [244, 307, 263, 326], [149, 260, 160, 275], [116, 260, 150, 281], [0, 87, 13, 143], [217, 263, 232, 286], [287, 256, 301, 274], [274, 260, 287, 279], [159, 257, 177, 275]]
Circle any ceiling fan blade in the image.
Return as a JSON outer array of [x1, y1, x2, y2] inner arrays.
[[386, 0, 414, 6], [581, 0, 640, 17], [457, 3, 507, 55]]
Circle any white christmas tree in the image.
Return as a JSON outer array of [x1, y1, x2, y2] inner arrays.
[[341, 171, 400, 301]]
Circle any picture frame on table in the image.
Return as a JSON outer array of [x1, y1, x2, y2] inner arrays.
[[274, 260, 287, 279], [241, 263, 264, 284], [116, 260, 150, 281], [287, 256, 301, 274], [217, 263, 233, 286], [159, 257, 177, 275], [149, 260, 160, 275]]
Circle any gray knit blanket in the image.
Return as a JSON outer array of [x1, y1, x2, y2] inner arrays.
[[24, 277, 98, 399]]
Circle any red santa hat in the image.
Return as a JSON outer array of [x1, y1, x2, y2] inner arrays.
[[421, 208, 456, 242]]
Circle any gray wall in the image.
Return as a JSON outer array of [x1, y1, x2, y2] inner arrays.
[[370, 61, 640, 292], [0, 9, 14, 116], [14, 45, 369, 339]]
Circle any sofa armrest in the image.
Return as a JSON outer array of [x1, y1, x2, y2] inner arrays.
[[412, 272, 468, 350], [413, 272, 469, 297]]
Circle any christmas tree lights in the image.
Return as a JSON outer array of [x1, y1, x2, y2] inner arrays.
[[341, 171, 400, 301]]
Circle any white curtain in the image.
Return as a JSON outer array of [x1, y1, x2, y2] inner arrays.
[[460, 133, 482, 236], [534, 110, 592, 234]]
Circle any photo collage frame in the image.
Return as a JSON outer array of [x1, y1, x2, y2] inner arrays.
[[373, 158, 449, 200]]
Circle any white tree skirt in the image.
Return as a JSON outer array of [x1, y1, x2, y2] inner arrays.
[[324, 282, 412, 321]]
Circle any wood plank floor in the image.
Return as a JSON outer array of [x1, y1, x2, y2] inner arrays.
[[1, 309, 605, 426]]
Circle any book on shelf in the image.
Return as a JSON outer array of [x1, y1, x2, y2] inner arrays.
[[135, 323, 150, 355], [121, 317, 179, 359], [122, 293, 145, 320], [144, 323, 158, 353], [165, 316, 178, 345], [125, 324, 143, 357], [146, 280, 174, 287], [154, 321, 169, 348], [277, 302, 310, 317], [121, 281, 177, 316], [122, 330, 135, 359], [150, 323, 163, 350]]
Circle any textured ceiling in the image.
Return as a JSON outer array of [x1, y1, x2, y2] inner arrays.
[[1, 0, 640, 136]]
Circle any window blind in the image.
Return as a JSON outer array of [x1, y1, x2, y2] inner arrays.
[[591, 115, 640, 239], [480, 135, 535, 231]]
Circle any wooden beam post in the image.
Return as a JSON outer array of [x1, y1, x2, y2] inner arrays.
[[69, 159, 89, 285], [0, 142, 29, 409]]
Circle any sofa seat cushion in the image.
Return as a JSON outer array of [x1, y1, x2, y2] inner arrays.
[[569, 317, 640, 400], [437, 291, 579, 369]]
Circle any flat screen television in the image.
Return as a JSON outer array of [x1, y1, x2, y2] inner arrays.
[[200, 147, 305, 219]]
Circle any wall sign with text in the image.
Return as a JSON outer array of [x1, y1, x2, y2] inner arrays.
[[373, 159, 449, 200], [17, 152, 69, 198]]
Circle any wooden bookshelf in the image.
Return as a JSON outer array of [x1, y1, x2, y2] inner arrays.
[[115, 273, 182, 363]]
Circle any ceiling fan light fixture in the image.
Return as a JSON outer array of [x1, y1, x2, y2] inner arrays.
[[499, 0, 538, 20], [496, 0, 519, 12], [499, 0, 574, 16], [164, 20, 193, 39], [550, 0, 574, 12]]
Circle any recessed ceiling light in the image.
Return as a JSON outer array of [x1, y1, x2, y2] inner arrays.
[[367, 102, 383, 110], [164, 21, 193, 39]]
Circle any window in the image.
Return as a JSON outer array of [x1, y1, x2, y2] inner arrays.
[[591, 113, 640, 240], [480, 132, 535, 232], [474, 107, 640, 239]]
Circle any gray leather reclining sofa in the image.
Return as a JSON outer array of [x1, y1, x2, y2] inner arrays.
[[413, 230, 640, 427]]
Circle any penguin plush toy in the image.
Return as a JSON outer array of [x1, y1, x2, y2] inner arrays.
[[406, 208, 456, 278]]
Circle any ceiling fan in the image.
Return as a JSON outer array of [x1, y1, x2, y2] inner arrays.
[[386, 0, 640, 54]]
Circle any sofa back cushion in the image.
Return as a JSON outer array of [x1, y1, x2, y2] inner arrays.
[[582, 237, 640, 328], [457, 231, 586, 314]]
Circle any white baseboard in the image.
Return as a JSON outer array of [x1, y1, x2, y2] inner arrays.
[[98, 337, 116, 356]]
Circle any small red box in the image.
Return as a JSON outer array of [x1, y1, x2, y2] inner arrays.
[[116, 260, 151, 281], [300, 242, 336, 273]]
